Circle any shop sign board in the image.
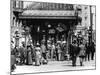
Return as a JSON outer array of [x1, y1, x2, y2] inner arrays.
[[22, 10, 75, 16], [49, 29, 55, 34], [56, 26, 64, 32], [25, 2, 74, 10]]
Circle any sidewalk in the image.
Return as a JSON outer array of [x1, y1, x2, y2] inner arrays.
[[12, 58, 95, 74]]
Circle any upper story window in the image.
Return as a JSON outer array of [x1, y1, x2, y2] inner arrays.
[[13, 0, 23, 9], [16, 1, 19, 8]]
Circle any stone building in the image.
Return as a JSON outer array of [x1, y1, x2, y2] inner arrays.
[[11, 0, 96, 48]]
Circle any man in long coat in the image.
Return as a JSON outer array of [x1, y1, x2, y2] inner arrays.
[[85, 42, 91, 61], [70, 40, 79, 66], [90, 41, 95, 60]]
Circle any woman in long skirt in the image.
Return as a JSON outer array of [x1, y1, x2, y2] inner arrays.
[[35, 47, 41, 66], [79, 42, 86, 66], [26, 46, 33, 65], [56, 44, 61, 61]]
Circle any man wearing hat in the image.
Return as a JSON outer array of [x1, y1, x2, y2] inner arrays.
[[70, 40, 78, 66]]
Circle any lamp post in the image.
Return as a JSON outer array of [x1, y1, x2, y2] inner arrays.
[[89, 5, 93, 45], [88, 26, 92, 45]]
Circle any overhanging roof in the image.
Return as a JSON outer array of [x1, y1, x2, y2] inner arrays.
[[19, 10, 77, 19], [21, 10, 75, 16], [19, 16, 77, 19]]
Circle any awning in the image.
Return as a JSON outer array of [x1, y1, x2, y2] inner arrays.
[[19, 10, 77, 19], [19, 16, 77, 19]]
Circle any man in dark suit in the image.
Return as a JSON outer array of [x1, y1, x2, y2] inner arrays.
[[85, 41, 91, 61], [70, 40, 79, 66], [90, 41, 95, 60]]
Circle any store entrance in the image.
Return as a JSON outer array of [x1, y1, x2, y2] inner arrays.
[[22, 19, 77, 45]]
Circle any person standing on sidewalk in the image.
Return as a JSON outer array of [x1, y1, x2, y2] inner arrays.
[[26, 45, 33, 65], [41, 43, 48, 64], [11, 43, 16, 72], [19, 44, 26, 65], [70, 40, 78, 66], [79, 41, 86, 66], [56, 43, 62, 61], [85, 41, 91, 61], [61, 42, 67, 61], [51, 43, 56, 60], [41, 43, 46, 60], [90, 41, 95, 60], [35, 43, 42, 66], [47, 42, 52, 59]]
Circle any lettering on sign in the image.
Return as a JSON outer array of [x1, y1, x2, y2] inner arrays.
[[22, 10, 75, 16], [26, 2, 74, 10]]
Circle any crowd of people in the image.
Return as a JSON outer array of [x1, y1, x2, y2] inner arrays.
[[11, 40, 68, 71], [69, 40, 95, 66], [11, 38, 95, 72]]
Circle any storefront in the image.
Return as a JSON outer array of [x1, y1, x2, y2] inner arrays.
[[12, 1, 82, 47], [17, 2, 80, 45]]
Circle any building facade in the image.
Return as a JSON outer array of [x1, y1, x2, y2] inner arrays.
[[11, 0, 96, 48]]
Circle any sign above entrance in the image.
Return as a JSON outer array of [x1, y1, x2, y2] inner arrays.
[[21, 10, 75, 16], [56, 27, 64, 32], [25, 2, 74, 10]]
